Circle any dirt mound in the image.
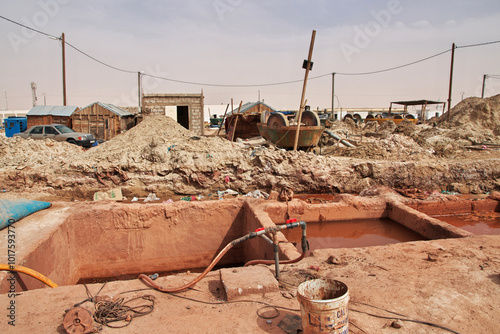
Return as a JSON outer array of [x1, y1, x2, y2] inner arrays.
[[74, 114, 251, 172], [376, 120, 397, 134], [0, 136, 84, 168], [437, 94, 500, 138], [394, 119, 418, 136]]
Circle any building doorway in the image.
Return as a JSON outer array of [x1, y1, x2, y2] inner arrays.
[[177, 106, 189, 129]]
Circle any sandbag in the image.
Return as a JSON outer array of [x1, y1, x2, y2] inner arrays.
[[0, 199, 52, 230]]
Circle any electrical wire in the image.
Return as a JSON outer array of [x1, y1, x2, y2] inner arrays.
[[336, 48, 452, 76], [1, 14, 499, 88], [0, 14, 57, 39], [64, 41, 137, 74], [456, 39, 500, 49]]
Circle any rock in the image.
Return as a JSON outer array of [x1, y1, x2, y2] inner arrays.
[[391, 319, 404, 328]]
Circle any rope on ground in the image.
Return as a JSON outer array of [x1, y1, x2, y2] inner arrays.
[[93, 295, 155, 328]]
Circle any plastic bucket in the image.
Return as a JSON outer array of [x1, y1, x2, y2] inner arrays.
[[297, 279, 349, 334]]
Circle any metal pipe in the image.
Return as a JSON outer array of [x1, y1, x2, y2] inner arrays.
[[273, 234, 280, 278], [324, 130, 356, 148], [244, 221, 308, 272], [259, 234, 273, 245]]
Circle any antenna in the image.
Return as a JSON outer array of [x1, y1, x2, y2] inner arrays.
[[31, 82, 37, 106]]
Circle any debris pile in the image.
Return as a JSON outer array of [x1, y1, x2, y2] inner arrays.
[[0, 136, 83, 168]]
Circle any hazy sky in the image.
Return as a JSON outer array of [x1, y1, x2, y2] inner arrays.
[[1, 0, 500, 112]]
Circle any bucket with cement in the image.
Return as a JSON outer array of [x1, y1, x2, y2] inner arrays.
[[297, 279, 349, 334]]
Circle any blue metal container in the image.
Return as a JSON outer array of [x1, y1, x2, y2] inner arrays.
[[3, 116, 27, 137]]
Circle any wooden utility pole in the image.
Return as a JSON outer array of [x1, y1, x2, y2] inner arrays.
[[62, 32, 67, 106], [331, 72, 335, 120], [138, 72, 142, 113], [293, 30, 316, 151], [446, 43, 455, 122]]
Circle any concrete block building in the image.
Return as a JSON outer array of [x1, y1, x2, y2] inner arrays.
[[142, 93, 204, 136]]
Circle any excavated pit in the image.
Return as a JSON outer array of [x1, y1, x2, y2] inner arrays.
[[1, 195, 497, 293]]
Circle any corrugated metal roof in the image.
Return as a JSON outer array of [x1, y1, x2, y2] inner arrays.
[[80, 102, 134, 117], [228, 101, 276, 115], [27, 105, 79, 116]]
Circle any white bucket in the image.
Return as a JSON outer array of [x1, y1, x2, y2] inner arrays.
[[297, 279, 349, 334]]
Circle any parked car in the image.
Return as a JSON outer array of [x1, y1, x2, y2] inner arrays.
[[13, 124, 96, 148]]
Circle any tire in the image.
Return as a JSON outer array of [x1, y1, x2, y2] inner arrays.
[[67, 138, 77, 145]]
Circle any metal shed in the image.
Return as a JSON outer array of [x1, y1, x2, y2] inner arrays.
[[71, 102, 136, 141], [389, 100, 446, 121]]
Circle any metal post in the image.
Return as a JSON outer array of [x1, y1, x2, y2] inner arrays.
[[331, 73, 335, 120], [62, 32, 66, 106], [293, 30, 316, 151], [446, 43, 455, 122], [3, 90, 7, 110], [481, 74, 487, 98]]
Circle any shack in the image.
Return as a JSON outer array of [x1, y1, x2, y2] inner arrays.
[[224, 101, 276, 141], [389, 100, 446, 122], [142, 93, 204, 136], [71, 102, 135, 141], [26, 105, 79, 128]]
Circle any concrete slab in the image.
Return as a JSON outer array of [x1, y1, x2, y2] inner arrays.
[[220, 266, 279, 301]]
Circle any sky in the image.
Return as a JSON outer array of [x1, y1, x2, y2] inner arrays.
[[1, 0, 500, 113]]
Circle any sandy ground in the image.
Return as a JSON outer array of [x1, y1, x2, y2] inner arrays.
[[1, 234, 498, 333], [1, 95, 500, 333]]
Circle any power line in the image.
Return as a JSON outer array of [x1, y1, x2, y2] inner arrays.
[[1, 15, 500, 88], [456, 40, 500, 49], [64, 41, 136, 74], [0, 14, 57, 39], [336, 49, 451, 76]]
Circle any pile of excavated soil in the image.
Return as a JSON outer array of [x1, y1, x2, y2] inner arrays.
[[0, 136, 84, 168], [72, 115, 253, 173], [1, 99, 500, 200], [436, 94, 500, 142]]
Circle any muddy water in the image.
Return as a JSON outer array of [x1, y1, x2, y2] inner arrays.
[[281, 218, 424, 251], [431, 211, 500, 235]]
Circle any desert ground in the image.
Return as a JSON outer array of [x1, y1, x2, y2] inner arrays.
[[1, 95, 499, 333]]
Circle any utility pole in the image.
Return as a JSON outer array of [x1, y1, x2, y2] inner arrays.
[[331, 73, 335, 120], [481, 74, 487, 99], [138, 71, 142, 113], [3, 90, 7, 110], [446, 43, 455, 122], [61, 33, 66, 106], [293, 30, 316, 151]]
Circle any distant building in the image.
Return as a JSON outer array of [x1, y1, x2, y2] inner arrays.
[[26, 105, 79, 128], [142, 93, 204, 136], [0, 110, 29, 127], [71, 102, 135, 141]]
